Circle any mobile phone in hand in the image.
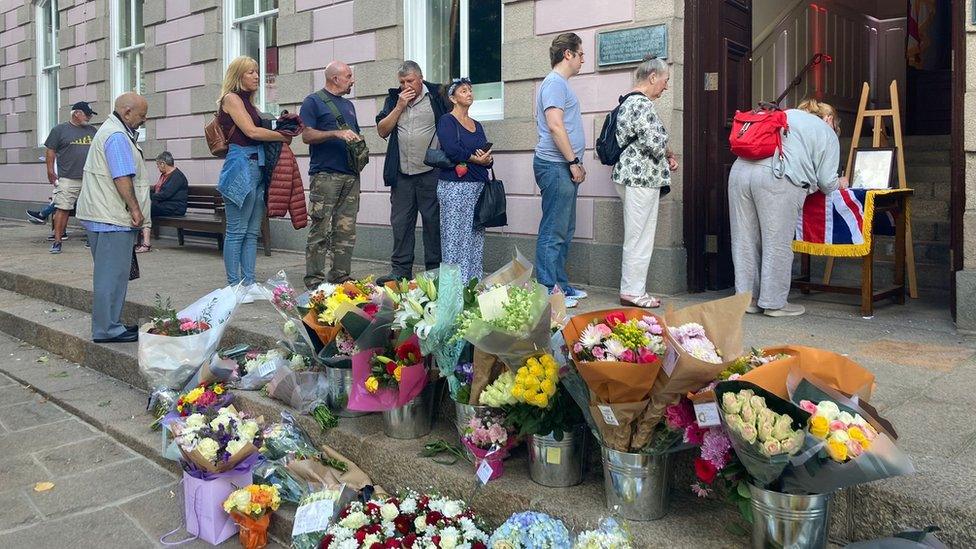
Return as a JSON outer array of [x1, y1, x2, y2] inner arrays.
[[482, 142, 493, 152]]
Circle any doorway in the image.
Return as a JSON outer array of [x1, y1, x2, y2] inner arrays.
[[683, 0, 963, 307]]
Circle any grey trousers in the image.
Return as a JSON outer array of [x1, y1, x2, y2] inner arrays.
[[88, 230, 137, 340], [390, 170, 441, 278], [728, 159, 808, 310]]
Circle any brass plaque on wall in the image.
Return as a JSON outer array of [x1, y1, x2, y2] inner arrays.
[[597, 24, 668, 67]]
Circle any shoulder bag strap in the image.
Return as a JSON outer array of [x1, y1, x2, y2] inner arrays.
[[316, 90, 349, 129]]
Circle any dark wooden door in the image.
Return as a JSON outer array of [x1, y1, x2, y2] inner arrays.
[[684, 0, 752, 291]]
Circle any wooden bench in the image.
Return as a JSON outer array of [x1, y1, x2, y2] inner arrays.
[[151, 185, 271, 256]]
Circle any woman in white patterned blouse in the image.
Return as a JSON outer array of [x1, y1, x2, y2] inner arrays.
[[611, 56, 678, 308]]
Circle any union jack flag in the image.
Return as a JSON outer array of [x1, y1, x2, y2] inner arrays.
[[793, 189, 901, 257]]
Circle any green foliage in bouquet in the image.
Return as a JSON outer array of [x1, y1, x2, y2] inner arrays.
[[504, 385, 584, 440]]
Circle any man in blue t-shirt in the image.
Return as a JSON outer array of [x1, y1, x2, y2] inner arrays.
[[300, 61, 365, 289], [534, 32, 588, 308]]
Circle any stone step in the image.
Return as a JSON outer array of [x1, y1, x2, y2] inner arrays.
[[0, 287, 741, 548]]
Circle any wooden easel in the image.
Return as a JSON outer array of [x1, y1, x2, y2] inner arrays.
[[822, 81, 918, 299]]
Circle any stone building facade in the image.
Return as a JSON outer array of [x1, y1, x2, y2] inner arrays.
[[0, 0, 971, 327]]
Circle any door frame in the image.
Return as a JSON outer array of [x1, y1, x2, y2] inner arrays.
[[683, 0, 707, 292], [684, 0, 966, 306], [950, 0, 965, 319]]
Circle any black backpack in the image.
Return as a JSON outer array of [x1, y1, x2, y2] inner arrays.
[[596, 92, 643, 166]]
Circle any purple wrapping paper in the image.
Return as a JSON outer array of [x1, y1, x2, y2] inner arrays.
[[182, 465, 253, 545]]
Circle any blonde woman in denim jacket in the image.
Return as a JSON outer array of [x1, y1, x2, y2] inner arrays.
[[216, 56, 290, 302]]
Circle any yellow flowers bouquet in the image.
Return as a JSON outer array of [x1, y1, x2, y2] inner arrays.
[[223, 484, 281, 518], [512, 354, 559, 409], [801, 399, 878, 462], [223, 484, 280, 549]]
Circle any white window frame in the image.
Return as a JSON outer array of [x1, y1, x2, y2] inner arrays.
[[403, 0, 504, 121], [223, 1, 279, 112], [35, 0, 60, 146], [110, 0, 145, 140]]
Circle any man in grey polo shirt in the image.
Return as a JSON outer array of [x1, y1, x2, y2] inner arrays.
[[375, 61, 450, 283], [42, 101, 98, 254]]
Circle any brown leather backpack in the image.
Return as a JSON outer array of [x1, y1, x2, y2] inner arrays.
[[204, 111, 236, 158]]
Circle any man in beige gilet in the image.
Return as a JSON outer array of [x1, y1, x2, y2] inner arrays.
[[76, 93, 151, 343]]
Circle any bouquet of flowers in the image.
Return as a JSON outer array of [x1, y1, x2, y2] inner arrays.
[[348, 334, 429, 412], [223, 484, 281, 549], [738, 345, 875, 401], [291, 489, 345, 549], [776, 374, 914, 494], [562, 309, 667, 452], [462, 409, 516, 481], [385, 273, 439, 342], [489, 511, 571, 549], [456, 282, 553, 368], [573, 517, 632, 549], [304, 278, 379, 348], [365, 338, 423, 394], [668, 322, 722, 364], [175, 381, 232, 417], [320, 490, 490, 548], [140, 287, 243, 423], [263, 272, 321, 367], [721, 347, 792, 380], [715, 381, 809, 487], [173, 406, 263, 473], [229, 348, 299, 390], [264, 364, 338, 431], [499, 353, 585, 440]]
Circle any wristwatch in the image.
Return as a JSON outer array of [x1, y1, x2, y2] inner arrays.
[[569, 157, 582, 166]]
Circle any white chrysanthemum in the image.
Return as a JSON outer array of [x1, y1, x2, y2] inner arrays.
[[315, 282, 338, 296], [400, 497, 417, 514], [330, 526, 354, 541], [440, 527, 459, 549], [604, 338, 626, 359], [441, 500, 462, 519], [580, 323, 606, 347], [336, 539, 358, 549]]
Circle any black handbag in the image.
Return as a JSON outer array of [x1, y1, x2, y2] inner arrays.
[[474, 169, 507, 230], [423, 122, 459, 170], [129, 247, 140, 281]]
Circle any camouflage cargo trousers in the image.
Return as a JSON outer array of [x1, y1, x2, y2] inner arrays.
[[304, 171, 361, 289]]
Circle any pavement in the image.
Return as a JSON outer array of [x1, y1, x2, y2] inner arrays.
[[0, 219, 974, 546], [0, 333, 284, 548]]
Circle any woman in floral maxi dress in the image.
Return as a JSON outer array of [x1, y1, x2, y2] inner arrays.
[[435, 78, 494, 282]]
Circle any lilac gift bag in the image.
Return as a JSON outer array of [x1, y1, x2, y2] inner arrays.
[[161, 455, 258, 546]]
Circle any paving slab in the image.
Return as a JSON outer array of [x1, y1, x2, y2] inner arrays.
[[0, 507, 155, 548], [0, 399, 70, 432], [0, 489, 42, 532], [34, 436, 136, 477], [0, 455, 52, 492], [0, 418, 100, 458]]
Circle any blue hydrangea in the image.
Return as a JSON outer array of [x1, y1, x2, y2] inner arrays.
[[488, 511, 571, 548]]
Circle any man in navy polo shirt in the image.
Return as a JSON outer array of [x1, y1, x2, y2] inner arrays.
[[300, 61, 365, 289]]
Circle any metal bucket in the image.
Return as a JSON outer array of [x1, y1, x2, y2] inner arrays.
[[528, 425, 587, 487], [382, 381, 438, 439], [600, 447, 670, 521], [749, 484, 833, 549], [324, 366, 370, 418]]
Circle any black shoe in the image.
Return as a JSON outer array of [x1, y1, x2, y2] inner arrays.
[[375, 273, 410, 285], [26, 210, 45, 224], [94, 331, 139, 343], [125, 324, 139, 333], [47, 231, 70, 241]]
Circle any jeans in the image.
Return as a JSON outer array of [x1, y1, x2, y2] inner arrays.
[[40, 202, 56, 218], [533, 156, 578, 290], [222, 159, 264, 286]]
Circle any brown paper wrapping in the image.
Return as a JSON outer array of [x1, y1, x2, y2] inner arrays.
[[179, 442, 259, 474], [303, 308, 340, 346], [740, 345, 876, 401], [562, 308, 665, 403], [285, 445, 384, 496], [479, 250, 533, 289], [589, 400, 651, 452], [632, 294, 752, 448], [468, 349, 506, 405], [687, 346, 800, 404]]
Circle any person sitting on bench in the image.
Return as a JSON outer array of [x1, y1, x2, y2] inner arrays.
[[137, 151, 188, 253]]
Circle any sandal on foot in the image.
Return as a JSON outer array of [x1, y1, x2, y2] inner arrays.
[[134, 245, 151, 253], [619, 294, 661, 308]]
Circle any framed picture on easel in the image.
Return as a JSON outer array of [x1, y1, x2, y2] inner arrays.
[[850, 147, 896, 189]]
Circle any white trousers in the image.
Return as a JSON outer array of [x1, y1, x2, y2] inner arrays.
[[615, 184, 661, 296], [728, 159, 808, 309]]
